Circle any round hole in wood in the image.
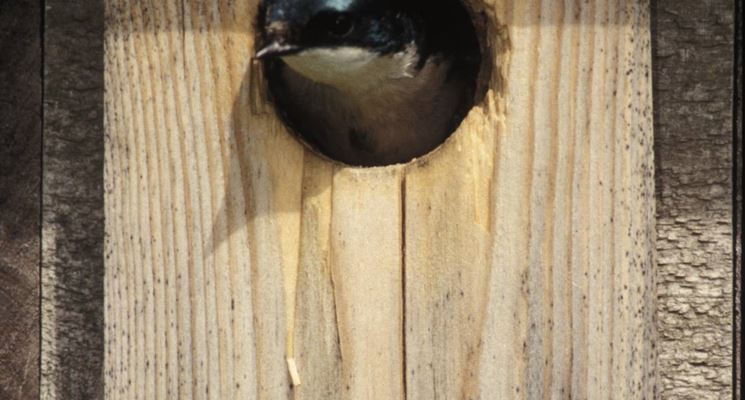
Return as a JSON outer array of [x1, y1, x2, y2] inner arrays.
[[257, 0, 490, 167]]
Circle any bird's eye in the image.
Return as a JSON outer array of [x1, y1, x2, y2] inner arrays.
[[327, 13, 354, 37], [305, 12, 355, 41]]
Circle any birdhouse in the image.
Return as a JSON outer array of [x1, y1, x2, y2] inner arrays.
[[103, 0, 656, 398]]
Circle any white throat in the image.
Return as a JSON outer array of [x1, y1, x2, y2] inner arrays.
[[281, 45, 418, 91]]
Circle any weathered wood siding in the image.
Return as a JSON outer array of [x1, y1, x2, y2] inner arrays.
[[0, 1, 42, 399], [652, 0, 738, 398], [41, 1, 106, 399]]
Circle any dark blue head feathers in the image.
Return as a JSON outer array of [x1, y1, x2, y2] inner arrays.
[[258, 0, 480, 60]]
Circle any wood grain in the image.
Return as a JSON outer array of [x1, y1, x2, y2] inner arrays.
[[104, 0, 656, 398], [0, 1, 41, 398], [652, 0, 737, 398], [41, 1, 105, 399]]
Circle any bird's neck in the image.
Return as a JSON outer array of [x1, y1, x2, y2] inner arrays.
[[281, 45, 420, 93]]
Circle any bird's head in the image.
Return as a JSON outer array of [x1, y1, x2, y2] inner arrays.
[[256, 0, 420, 86]]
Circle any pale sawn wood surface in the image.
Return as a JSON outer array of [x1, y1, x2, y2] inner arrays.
[[103, 0, 656, 398]]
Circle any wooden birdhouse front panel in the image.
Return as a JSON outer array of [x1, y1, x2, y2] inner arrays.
[[103, 0, 656, 398]]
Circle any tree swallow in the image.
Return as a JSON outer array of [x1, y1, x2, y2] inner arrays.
[[256, 0, 481, 166]]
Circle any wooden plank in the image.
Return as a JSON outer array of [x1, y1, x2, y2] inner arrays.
[[0, 1, 41, 399], [291, 156, 341, 398], [652, 0, 737, 398], [40, 1, 105, 399], [404, 1, 655, 398], [329, 168, 405, 399], [104, 0, 656, 398], [736, 2, 742, 396]]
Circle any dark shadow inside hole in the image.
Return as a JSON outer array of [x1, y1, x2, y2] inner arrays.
[[256, 0, 487, 167]]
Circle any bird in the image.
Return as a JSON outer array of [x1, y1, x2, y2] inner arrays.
[[255, 0, 481, 166]]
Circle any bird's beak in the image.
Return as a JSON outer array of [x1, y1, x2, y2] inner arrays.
[[254, 42, 301, 59]]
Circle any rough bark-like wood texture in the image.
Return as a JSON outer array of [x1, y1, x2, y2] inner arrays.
[[652, 0, 736, 398], [104, 0, 656, 398], [41, 1, 105, 399], [735, 0, 742, 395], [0, 1, 41, 399]]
